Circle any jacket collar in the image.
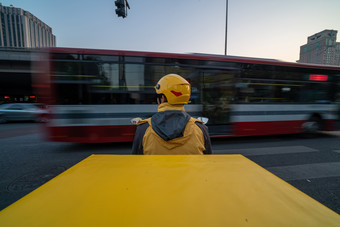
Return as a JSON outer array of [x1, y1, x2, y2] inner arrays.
[[158, 102, 185, 112]]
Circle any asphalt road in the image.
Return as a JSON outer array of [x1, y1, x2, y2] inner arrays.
[[0, 122, 339, 214]]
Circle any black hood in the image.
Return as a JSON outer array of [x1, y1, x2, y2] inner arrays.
[[151, 110, 190, 141]]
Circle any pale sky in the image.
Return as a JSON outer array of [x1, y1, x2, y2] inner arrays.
[[1, 0, 340, 62]]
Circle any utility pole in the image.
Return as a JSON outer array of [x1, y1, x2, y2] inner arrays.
[[225, 0, 228, 55]]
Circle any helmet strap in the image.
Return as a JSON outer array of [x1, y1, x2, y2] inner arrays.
[[156, 94, 167, 104]]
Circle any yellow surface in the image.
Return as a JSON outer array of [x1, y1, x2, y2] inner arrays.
[[0, 155, 339, 226]]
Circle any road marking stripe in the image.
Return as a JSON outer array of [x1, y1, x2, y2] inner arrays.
[[267, 162, 340, 181], [213, 146, 318, 156]]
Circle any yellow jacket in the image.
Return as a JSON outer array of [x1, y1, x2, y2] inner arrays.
[[132, 103, 212, 155]]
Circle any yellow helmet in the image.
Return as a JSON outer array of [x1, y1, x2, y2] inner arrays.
[[155, 74, 191, 105]]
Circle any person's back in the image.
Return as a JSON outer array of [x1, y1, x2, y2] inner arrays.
[[132, 74, 212, 155]]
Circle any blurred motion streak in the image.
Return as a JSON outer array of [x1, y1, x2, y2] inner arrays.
[[31, 47, 340, 143]]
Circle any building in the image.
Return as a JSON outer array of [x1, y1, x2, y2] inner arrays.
[[0, 4, 56, 48], [298, 29, 340, 66], [0, 48, 35, 103]]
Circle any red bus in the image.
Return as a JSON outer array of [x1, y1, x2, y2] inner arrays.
[[33, 48, 340, 143]]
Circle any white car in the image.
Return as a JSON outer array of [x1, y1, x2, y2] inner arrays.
[[0, 103, 49, 123]]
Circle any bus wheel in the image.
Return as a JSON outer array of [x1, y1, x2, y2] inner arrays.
[[302, 116, 322, 136]]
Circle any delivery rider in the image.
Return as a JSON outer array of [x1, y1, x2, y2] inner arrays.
[[132, 74, 212, 155]]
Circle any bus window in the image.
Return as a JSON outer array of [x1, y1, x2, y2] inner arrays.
[[83, 55, 119, 62], [202, 70, 234, 125], [298, 83, 332, 103], [53, 53, 79, 60], [336, 76, 340, 121], [88, 62, 120, 104], [82, 59, 202, 104], [236, 80, 305, 103], [53, 61, 92, 104], [241, 64, 275, 79]]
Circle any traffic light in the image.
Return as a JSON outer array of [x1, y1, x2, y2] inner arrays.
[[115, 0, 126, 18]]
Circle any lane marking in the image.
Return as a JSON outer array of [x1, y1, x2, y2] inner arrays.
[[213, 146, 318, 156], [267, 162, 340, 181]]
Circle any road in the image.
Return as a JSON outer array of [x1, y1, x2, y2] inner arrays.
[[0, 122, 339, 214]]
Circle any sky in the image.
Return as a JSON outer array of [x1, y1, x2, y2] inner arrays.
[[1, 0, 340, 62]]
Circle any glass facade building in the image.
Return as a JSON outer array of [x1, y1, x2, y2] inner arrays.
[[0, 4, 56, 48], [299, 30, 340, 66]]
